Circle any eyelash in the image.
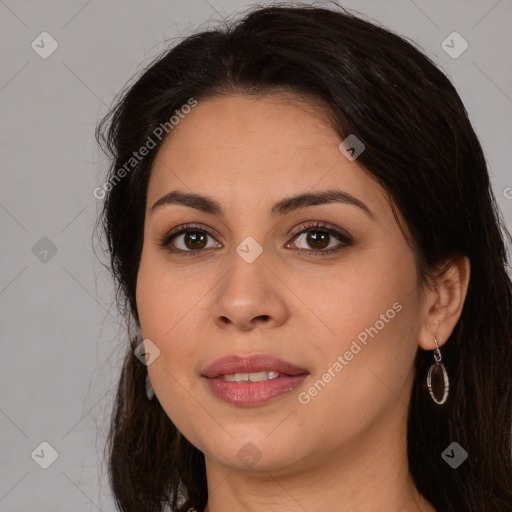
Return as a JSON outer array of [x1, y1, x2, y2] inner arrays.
[[159, 221, 353, 258]]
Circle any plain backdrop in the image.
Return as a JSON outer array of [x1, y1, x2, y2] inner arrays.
[[1, 0, 511, 510]]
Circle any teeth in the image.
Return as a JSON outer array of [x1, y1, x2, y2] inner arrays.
[[222, 371, 281, 382]]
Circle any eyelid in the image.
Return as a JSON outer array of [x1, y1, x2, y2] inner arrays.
[[288, 220, 351, 239]]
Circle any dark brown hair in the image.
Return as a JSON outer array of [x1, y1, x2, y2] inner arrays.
[[95, 3, 512, 511]]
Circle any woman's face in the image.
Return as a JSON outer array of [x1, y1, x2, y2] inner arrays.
[[136, 93, 428, 473]]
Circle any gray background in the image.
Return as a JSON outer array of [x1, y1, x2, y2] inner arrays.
[[1, 0, 511, 510]]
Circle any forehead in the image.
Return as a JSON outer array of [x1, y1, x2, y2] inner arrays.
[[147, 94, 389, 218], [156, 93, 338, 155]]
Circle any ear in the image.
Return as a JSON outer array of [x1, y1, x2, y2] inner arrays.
[[418, 254, 471, 351]]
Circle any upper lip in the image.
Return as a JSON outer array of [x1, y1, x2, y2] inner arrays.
[[202, 354, 309, 378]]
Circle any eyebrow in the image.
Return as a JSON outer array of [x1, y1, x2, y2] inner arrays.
[[150, 189, 375, 219]]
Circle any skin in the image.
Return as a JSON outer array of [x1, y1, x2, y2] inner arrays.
[[136, 93, 470, 512]]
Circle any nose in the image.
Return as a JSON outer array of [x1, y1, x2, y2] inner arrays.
[[211, 250, 289, 332]]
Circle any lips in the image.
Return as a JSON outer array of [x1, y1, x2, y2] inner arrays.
[[202, 354, 309, 406], [202, 354, 309, 379]]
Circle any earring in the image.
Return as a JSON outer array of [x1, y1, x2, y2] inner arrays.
[[135, 326, 155, 401], [145, 373, 155, 401], [427, 336, 449, 405]]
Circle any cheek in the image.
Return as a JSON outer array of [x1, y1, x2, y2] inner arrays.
[[295, 299, 419, 450], [293, 250, 420, 423], [136, 254, 208, 442], [136, 254, 167, 337], [136, 247, 193, 339], [135, 249, 209, 376], [288, 242, 418, 349]]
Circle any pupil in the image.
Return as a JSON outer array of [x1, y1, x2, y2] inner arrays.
[[186, 232, 206, 250], [308, 231, 329, 250]]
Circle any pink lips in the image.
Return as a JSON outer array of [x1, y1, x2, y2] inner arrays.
[[201, 354, 309, 407]]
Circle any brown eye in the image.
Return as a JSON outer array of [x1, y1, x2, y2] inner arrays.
[[181, 231, 208, 250], [288, 221, 353, 255], [166, 230, 219, 252], [160, 224, 222, 256], [304, 231, 331, 250]]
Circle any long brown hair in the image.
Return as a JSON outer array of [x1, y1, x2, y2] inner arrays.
[[94, 3, 512, 511]]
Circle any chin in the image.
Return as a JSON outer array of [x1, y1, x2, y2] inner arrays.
[[201, 428, 307, 472]]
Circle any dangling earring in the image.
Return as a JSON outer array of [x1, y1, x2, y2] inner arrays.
[[427, 336, 449, 405], [145, 373, 155, 401], [135, 326, 155, 401]]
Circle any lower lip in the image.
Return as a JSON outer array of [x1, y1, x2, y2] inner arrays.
[[203, 375, 308, 406]]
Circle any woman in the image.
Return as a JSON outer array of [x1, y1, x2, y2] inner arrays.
[[95, 3, 512, 511]]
